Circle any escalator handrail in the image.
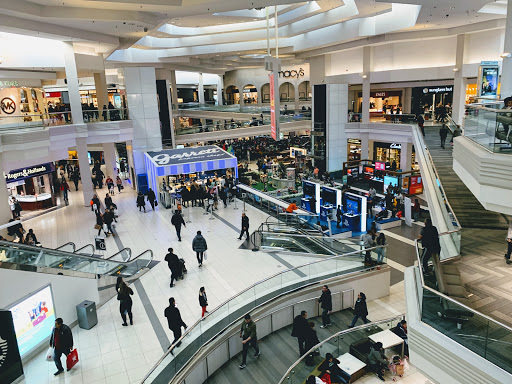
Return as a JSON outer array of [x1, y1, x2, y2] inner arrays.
[[105, 247, 132, 262], [55, 242, 76, 252], [74, 244, 95, 256], [128, 249, 153, 269]]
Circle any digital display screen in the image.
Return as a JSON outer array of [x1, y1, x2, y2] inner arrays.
[[303, 182, 316, 198], [384, 175, 399, 192], [346, 199, 359, 213], [375, 162, 385, 171], [321, 188, 337, 205], [364, 167, 374, 175], [347, 167, 359, 177], [8, 285, 56, 358], [481, 67, 499, 97]]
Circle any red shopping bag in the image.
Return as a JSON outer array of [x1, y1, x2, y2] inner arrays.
[[66, 349, 79, 370]]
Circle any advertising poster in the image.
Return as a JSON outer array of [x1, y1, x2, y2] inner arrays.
[[384, 175, 399, 193], [375, 161, 385, 171], [480, 67, 499, 97], [269, 73, 277, 140], [8, 285, 56, 358], [409, 176, 423, 195], [0, 310, 23, 384]]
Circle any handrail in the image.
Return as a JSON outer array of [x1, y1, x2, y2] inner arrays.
[[55, 242, 76, 252], [106, 247, 132, 262], [414, 236, 512, 333], [142, 244, 386, 383], [278, 315, 405, 383], [74, 244, 95, 256], [129, 249, 154, 269]]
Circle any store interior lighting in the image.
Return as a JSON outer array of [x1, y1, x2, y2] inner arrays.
[[500, 52, 511, 58]]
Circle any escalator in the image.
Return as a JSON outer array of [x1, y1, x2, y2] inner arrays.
[[260, 232, 360, 256], [1, 240, 152, 278]]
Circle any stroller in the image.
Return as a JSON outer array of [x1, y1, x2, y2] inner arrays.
[[178, 258, 187, 280]]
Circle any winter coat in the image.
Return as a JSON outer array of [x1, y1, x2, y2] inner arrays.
[[354, 298, 368, 317], [318, 289, 332, 311], [192, 234, 208, 252]]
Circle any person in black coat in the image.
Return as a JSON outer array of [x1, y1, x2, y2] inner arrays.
[[291, 310, 309, 356], [164, 297, 187, 347], [418, 218, 440, 275], [50, 318, 74, 375], [136, 192, 146, 212], [304, 321, 320, 356], [171, 211, 186, 242], [71, 169, 80, 191], [147, 188, 157, 210], [192, 231, 208, 267], [165, 248, 182, 287], [349, 292, 370, 328], [117, 282, 134, 326], [238, 212, 250, 241], [91, 194, 100, 215], [318, 285, 332, 328], [318, 353, 349, 384], [199, 287, 208, 317]]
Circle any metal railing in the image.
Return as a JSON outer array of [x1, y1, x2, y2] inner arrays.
[[142, 245, 387, 383], [106, 247, 132, 262], [278, 315, 405, 383], [414, 234, 512, 374], [74, 244, 95, 256]]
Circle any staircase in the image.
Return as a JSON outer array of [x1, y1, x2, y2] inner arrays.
[[424, 126, 509, 230]]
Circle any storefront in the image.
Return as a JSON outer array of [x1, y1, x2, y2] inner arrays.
[[411, 85, 453, 118], [357, 90, 403, 116], [242, 85, 258, 104], [373, 142, 402, 166], [347, 139, 361, 161], [6, 163, 57, 211], [0, 81, 47, 126]]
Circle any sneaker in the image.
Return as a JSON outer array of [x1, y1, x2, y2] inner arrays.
[[327, 323, 332, 327], [320, 325, 326, 329], [239, 364, 246, 369], [170, 284, 175, 287], [254, 351, 260, 358], [122, 323, 128, 326], [130, 320, 133, 325], [54, 370, 64, 376]]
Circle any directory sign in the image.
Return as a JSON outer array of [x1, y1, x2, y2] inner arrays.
[[8, 284, 56, 358], [269, 73, 277, 140]]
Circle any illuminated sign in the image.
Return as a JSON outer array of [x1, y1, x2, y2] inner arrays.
[[278, 68, 305, 79], [5, 163, 55, 183], [0, 80, 19, 87], [269, 73, 277, 140], [0, 97, 16, 114], [422, 86, 453, 94], [390, 143, 402, 149]]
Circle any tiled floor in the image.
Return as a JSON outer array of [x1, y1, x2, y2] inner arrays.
[[17, 170, 423, 384]]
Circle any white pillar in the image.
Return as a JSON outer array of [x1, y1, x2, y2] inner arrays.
[[216, 75, 223, 106], [404, 88, 412, 114], [76, 138, 95, 206], [42, 174, 51, 194], [239, 84, 245, 107], [452, 34, 467, 125], [326, 83, 349, 173], [360, 133, 369, 160], [362, 46, 372, 124], [103, 142, 117, 178], [170, 70, 180, 135], [294, 85, 300, 112], [0, 156, 14, 226], [62, 42, 83, 125], [501, 1, 512, 98], [401, 142, 412, 171], [198, 73, 205, 105], [94, 71, 109, 118]]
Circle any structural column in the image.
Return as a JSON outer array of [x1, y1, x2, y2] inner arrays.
[[401, 142, 412, 171], [103, 142, 117, 178], [76, 138, 95, 206], [170, 70, 180, 137], [63, 42, 83, 125], [360, 133, 369, 160], [238, 84, 245, 107], [452, 34, 467, 125], [216, 75, 224, 106], [94, 70, 109, 117], [362, 46, 372, 124], [326, 83, 349, 173], [0, 156, 14, 226], [501, 1, 512, 98], [198, 73, 205, 105]]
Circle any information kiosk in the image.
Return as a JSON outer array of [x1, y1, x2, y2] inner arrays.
[[301, 180, 320, 214], [320, 186, 342, 221], [342, 192, 367, 233]]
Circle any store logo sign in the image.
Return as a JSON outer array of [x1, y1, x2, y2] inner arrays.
[[423, 86, 453, 94], [0, 80, 18, 87], [374, 92, 386, 97], [150, 147, 224, 166], [390, 143, 402, 149], [278, 68, 305, 79], [5, 163, 54, 183], [0, 97, 15, 114]]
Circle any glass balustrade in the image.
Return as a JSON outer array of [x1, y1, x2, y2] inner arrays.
[[142, 246, 387, 383]]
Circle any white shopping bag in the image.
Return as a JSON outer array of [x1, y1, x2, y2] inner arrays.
[[46, 347, 54, 362]]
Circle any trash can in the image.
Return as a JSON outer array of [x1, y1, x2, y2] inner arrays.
[[76, 300, 98, 330]]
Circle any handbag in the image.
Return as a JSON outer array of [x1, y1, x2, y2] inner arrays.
[[203, 251, 207, 260], [46, 347, 54, 362], [94, 224, 101, 230], [66, 349, 79, 370]]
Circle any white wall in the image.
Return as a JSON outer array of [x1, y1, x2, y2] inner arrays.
[[175, 71, 219, 86], [465, 29, 505, 64], [0, 269, 99, 326], [328, 47, 364, 76]]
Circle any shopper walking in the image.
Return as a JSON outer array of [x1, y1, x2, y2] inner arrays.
[[71, 169, 80, 191], [318, 285, 332, 328], [117, 282, 134, 326], [165, 248, 182, 287], [95, 212, 105, 236], [418, 218, 440, 275], [238, 212, 250, 240], [192, 230, 207, 267], [291, 310, 309, 356], [376, 233, 387, 263], [105, 193, 113, 210], [136, 192, 146, 212], [416, 114, 425, 137], [103, 209, 115, 236], [147, 188, 157, 210], [349, 292, 370, 328], [239, 314, 260, 369], [116, 176, 123, 193], [50, 318, 73, 376], [164, 297, 187, 348], [505, 221, 512, 264], [91, 194, 100, 215], [439, 124, 449, 149], [171, 210, 186, 242], [199, 287, 208, 317], [60, 179, 70, 203]]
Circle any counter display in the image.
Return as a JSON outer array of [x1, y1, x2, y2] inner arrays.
[[15, 193, 53, 210]]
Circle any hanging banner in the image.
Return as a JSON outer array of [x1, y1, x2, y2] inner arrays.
[[269, 73, 277, 140]]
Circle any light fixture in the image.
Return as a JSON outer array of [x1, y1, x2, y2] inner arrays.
[[452, 68, 459, 72], [500, 52, 511, 58], [361, 74, 368, 79]]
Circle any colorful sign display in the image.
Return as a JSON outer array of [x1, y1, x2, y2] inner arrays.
[[375, 161, 385, 171], [480, 67, 499, 97], [8, 285, 56, 358], [409, 176, 423, 195], [269, 73, 277, 140]]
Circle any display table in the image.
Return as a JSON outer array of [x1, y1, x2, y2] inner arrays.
[[342, 213, 360, 231], [369, 329, 404, 357], [15, 193, 54, 210], [337, 353, 366, 383], [271, 176, 294, 189], [320, 204, 334, 221], [301, 197, 312, 212]]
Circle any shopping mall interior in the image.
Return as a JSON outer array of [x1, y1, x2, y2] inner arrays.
[[0, 1, 512, 384]]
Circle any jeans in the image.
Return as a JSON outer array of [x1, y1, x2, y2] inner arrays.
[[63, 189, 68, 201], [54, 348, 70, 372], [376, 248, 385, 263], [506, 241, 512, 259], [149, 200, 155, 210], [120, 302, 133, 324], [196, 252, 204, 265], [105, 223, 114, 234], [175, 225, 182, 240], [350, 314, 370, 327], [321, 309, 330, 326], [297, 337, 306, 356], [365, 250, 372, 264], [441, 137, 447, 148], [241, 337, 259, 364]]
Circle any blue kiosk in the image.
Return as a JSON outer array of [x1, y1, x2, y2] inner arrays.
[[320, 186, 342, 222], [301, 180, 321, 214]]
